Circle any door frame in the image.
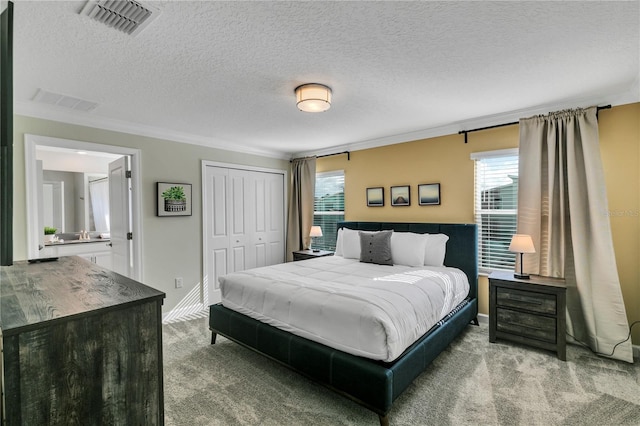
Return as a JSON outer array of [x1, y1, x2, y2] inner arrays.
[[25, 134, 143, 281], [201, 160, 288, 306]]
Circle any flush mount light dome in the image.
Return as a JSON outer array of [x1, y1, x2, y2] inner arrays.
[[295, 83, 332, 112]]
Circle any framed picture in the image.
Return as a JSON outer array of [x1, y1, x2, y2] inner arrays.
[[366, 187, 384, 207], [390, 185, 410, 206], [157, 182, 192, 216], [418, 183, 441, 206]]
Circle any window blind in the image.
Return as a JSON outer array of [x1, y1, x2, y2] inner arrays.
[[472, 150, 519, 271], [313, 170, 344, 251]]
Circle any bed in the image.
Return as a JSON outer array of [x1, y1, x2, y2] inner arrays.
[[209, 222, 478, 425]]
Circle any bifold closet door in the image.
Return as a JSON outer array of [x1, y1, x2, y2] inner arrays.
[[204, 166, 284, 304], [248, 170, 285, 268]]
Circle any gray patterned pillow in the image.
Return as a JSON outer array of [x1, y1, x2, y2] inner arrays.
[[359, 230, 393, 265]]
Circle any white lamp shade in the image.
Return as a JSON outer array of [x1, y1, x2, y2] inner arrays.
[[309, 225, 323, 238], [508, 234, 536, 253], [295, 84, 331, 112]]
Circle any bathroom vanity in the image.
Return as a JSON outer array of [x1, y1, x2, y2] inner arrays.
[[42, 237, 112, 269]]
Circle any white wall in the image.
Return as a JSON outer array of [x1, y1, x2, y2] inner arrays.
[[13, 115, 289, 315]]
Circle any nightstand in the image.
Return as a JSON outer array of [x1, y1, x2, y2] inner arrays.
[[489, 270, 567, 360], [292, 250, 334, 261]]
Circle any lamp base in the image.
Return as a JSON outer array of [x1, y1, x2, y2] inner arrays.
[[514, 273, 530, 279]]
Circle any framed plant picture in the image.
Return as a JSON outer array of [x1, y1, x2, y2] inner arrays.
[[366, 187, 384, 207], [157, 182, 192, 216], [418, 183, 441, 206], [390, 185, 410, 206]]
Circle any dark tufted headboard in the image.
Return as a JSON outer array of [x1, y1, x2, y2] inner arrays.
[[337, 222, 478, 300]]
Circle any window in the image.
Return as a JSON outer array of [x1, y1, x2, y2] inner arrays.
[[471, 149, 519, 271], [313, 170, 344, 251]]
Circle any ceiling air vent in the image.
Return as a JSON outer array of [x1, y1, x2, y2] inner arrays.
[[79, 0, 160, 36], [33, 89, 98, 112]]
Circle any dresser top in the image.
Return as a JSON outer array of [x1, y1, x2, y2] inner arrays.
[[489, 270, 566, 288], [1, 256, 165, 335]]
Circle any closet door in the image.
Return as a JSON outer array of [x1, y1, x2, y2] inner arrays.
[[228, 169, 253, 271], [204, 166, 230, 304], [249, 171, 268, 268], [249, 171, 285, 268], [204, 165, 285, 305], [265, 172, 285, 265]]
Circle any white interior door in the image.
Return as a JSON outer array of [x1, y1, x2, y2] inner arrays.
[[266, 172, 285, 265], [229, 169, 252, 271], [250, 171, 285, 267], [251, 172, 268, 268], [109, 156, 131, 277], [36, 160, 45, 256], [205, 166, 230, 304], [203, 164, 286, 305]]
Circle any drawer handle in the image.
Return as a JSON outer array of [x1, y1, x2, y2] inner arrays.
[[503, 321, 550, 332], [506, 296, 544, 305]]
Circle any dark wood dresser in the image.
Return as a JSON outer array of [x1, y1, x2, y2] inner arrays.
[[489, 270, 567, 360], [1, 256, 165, 425]]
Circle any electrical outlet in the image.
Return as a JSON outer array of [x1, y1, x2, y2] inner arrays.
[[175, 277, 183, 289]]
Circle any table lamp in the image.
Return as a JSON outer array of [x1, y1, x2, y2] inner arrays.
[[309, 226, 323, 252], [509, 234, 535, 279]]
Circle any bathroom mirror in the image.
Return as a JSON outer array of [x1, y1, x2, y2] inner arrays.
[[40, 170, 109, 233]]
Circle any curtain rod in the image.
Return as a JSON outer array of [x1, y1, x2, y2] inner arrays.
[[291, 151, 350, 163], [458, 105, 611, 144]]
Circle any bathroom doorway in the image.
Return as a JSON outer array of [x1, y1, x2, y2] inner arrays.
[[25, 134, 143, 281]]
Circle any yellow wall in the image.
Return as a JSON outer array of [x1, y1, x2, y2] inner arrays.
[[318, 103, 640, 345], [599, 103, 640, 345]]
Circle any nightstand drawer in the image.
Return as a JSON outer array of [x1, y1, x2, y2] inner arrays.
[[496, 287, 556, 315], [496, 308, 556, 343]]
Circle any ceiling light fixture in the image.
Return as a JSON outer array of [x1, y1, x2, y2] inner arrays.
[[295, 83, 332, 113]]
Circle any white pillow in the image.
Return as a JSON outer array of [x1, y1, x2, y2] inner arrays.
[[390, 232, 427, 267], [423, 233, 449, 266], [334, 229, 344, 256], [341, 228, 362, 259]]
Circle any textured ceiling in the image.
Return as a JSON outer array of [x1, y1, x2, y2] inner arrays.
[[13, 1, 640, 159]]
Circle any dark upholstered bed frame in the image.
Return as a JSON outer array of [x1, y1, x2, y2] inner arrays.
[[209, 222, 478, 425]]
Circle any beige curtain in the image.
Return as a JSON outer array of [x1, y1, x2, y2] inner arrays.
[[286, 157, 316, 261], [517, 106, 633, 363]]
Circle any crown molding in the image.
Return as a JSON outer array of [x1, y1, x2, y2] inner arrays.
[[15, 82, 638, 163], [293, 87, 639, 159], [14, 101, 291, 161]]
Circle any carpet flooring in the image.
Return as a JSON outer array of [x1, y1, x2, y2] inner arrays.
[[163, 317, 640, 425]]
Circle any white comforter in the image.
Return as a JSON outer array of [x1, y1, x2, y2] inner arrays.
[[220, 256, 470, 362]]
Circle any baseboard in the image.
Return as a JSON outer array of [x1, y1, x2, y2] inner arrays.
[[162, 302, 207, 324]]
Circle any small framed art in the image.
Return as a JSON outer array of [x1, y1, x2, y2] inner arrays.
[[390, 185, 410, 206], [366, 187, 384, 207], [418, 183, 441, 206], [157, 182, 192, 216]]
